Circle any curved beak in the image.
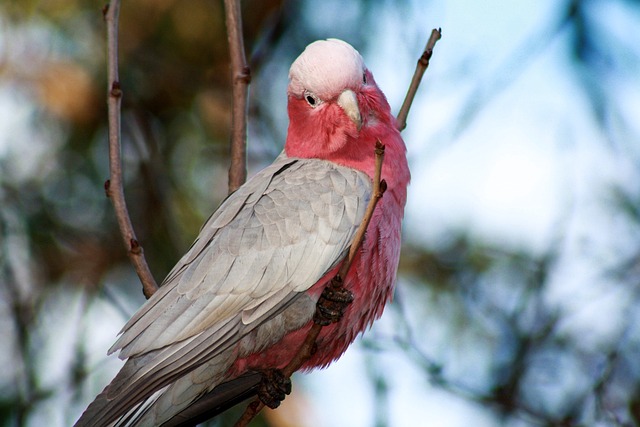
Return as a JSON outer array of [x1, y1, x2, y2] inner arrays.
[[337, 89, 362, 130]]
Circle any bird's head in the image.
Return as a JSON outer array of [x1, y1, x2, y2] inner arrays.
[[284, 39, 397, 166]]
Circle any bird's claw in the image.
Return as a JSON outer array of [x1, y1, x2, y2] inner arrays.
[[313, 279, 354, 326], [257, 369, 291, 409]]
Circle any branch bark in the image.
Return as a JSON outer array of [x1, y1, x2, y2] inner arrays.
[[396, 28, 442, 132], [224, 0, 250, 194], [104, 0, 158, 299]]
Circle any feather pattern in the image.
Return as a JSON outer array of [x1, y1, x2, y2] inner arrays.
[[75, 154, 371, 426]]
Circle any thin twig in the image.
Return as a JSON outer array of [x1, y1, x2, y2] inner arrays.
[[232, 399, 263, 427], [104, 1, 158, 299], [342, 141, 386, 272], [233, 141, 387, 427], [224, 0, 250, 194], [396, 28, 442, 132]]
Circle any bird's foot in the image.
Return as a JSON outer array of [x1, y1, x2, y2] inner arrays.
[[313, 276, 354, 326], [257, 369, 291, 409]]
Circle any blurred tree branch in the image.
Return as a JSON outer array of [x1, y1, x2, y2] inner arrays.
[[369, 231, 640, 426], [224, 0, 250, 194], [103, 0, 158, 299]]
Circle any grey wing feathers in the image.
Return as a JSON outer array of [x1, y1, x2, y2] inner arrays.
[[77, 155, 371, 426], [112, 155, 370, 357]]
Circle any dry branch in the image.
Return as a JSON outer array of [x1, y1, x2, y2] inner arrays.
[[224, 0, 251, 194], [104, 0, 158, 299], [396, 28, 442, 131]]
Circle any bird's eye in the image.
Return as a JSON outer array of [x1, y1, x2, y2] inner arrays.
[[304, 92, 319, 107], [362, 72, 367, 84]]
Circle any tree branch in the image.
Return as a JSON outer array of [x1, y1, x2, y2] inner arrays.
[[396, 28, 442, 132], [103, 0, 158, 299], [224, 0, 250, 194], [233, 141, 387, 427]]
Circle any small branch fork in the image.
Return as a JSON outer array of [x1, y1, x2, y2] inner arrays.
[[224, 0, 250, 194], [103, 1, 158, 299]]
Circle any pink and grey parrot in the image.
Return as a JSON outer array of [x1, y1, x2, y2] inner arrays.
[[75, 38, 410, 426]]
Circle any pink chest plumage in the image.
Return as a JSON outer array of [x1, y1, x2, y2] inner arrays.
[[232, 188, 406, 372], [235, 126, 409, 371]]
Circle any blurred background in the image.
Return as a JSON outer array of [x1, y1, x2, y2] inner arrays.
[[1, 0, 640, 426]]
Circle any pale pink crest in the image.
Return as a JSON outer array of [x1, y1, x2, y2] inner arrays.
[[288, 39, 365, 100]]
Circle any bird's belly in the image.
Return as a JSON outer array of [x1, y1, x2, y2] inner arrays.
[[229, 216, 400, 375]]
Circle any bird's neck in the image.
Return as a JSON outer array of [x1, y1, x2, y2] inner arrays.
[[285, 110, 410, 201]]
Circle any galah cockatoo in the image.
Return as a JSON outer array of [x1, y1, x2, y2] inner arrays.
[[76, 38, 410, 426]]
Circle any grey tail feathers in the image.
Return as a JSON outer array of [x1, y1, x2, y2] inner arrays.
[[74, 372, 262, 427], [158, 373, 262, 427]]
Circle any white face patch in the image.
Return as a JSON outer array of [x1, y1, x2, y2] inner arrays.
[[288, 39, 365, 100]]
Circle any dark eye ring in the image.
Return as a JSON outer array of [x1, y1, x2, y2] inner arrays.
[[362, 72, 367, 84], [304, 92, 320, 107]]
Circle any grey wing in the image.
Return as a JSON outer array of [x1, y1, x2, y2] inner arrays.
[[99, 154, 371, 417]]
